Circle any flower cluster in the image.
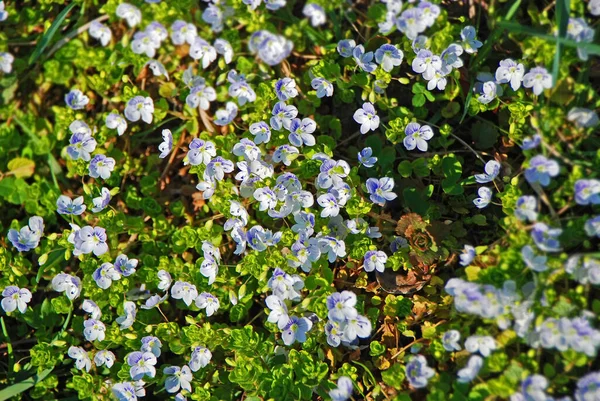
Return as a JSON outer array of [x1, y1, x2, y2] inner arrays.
[[325, 291, 371, 347]]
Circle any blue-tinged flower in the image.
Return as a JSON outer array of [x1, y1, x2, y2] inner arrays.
[[396, 8, 427, 40], [233, 138, 260, 162], [568, 107, 599, 128], [270, 102, 298, 131], [337, 39, 356, 58], [353, 102, 380, 134], [475, 160, 501, 183], [141, 336, 162, 357], [511, 375, 549, 401], [164, 365, 192, 394], [158, 129, 173, 159], [353, 45, 376, 73], [52, 273, 81, 300], [289, 118, 316, 147], [112, 382, 138, 401], [291, 211, 315, 236], [266, 294, 290, 329], [381, 0, 403, 13], [65, 89, 89, 110], [186, 138, 216, 166], [91, 187, 111, 213], [228, 70, 256, 106], [195, 292, 220, 317], [366, 177, 397, 206], [116, 301, 137, 330], [264, 0, 286, 10], [275, 78, 298, 101], [316, 159, 350, 189], [375, 44, 403, 72], [329, 376, 353, 401], [186, 81, 217, 111], [197, 178, 216, 199], [303, 3, 326, 26], [253, 187, 277, 211], [115, 254, 138, 276], [83, 319, 106, 342], [206, 156, 234, 181], [89, 154, 116, 180], [515, 196, 538, 222], [340, 315, 371, 343], [248, 30, 293, 66], [495, 59, 525, 91], [363, 250, 387, 273], [357, 147, 377, 168], [442, 330, 461, 351], [93, 262, 121, 289], [249, 121, 272, 145], [330, 183, 351, 206], [73, 225, 108, 256], [403, 122, 434, 151], [311, 77, 334, 98], [82, 299, 102, 319], [585, 216, 600, 238], [127, 351, 157, 380], [326, 291, 357, 322], [523, 67, 553, 96], [68, 346, 92, 372], [461, 26, 482, 53], [94, 350, 116, 368], [145, 21, 167, 43], [457, 355, 483, 383], [521, 134, 542, 150], [317, 193, 340, 217], [378, 10, 396, 33], [575, 179, 600, 205], [440, 43, 463, 70], [426, 65, 450, 91], [288, 239, 319, 272], [200, 256, 219, 285], [88, 20, 112, 47], [521, 245, 548, 272], [214, 101, 238, 126], [105, 113, 127, 136], [0, 52, 13, 73], [474, 76, 500, 104], [125, 96, 154, 123], [189, 37, 217, 69], [242, 0, 262, 9], [531, 222, 562, 252], [390, 236, 409, 253], [171, 281, 198, 307], [575, 371, 600, 401], [170, 20, 196, 46], [473, 187, 492, 209], [406, 355, 435, 388], [1, 286, 31, 313], [0, 1, 7, 22], [214, 38, 233, 64], [189, 346, 212, 372], [157, 270, 172, 291], [318, 236, 347, 263], [140, 293, 168, 309], [418, 1, 441, 26], [282, 316, 312, 345], [325, 320, 344, 347], [459, 245, 476, 266], [67, 121, 97, 161], [116, 3, 141, 27], [268, 268, 304, 301], [465, 335, 496, 357], [272, 144, 300, 166], [202, 4, 224, 32], [412, 49, 441, 80], [131, 31, 160, 58], [56, 195, 86, 215], [8, 217, 43, 252]]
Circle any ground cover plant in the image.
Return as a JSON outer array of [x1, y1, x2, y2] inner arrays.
[[1, 0, 600, 400]]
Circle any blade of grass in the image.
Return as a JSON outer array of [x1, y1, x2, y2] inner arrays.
[[0, 368, 53, 401], [552, 0, 571, 86], [498, 21, 600, 55], [28, 2, 77, 65]]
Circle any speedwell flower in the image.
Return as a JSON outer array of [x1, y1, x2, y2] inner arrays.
[[65, 89, 89, 110], [403, 122, 434, 151], [406, 355, 435, 388], [73, 225, 108, 256], [91, 187, 111, 213], [363, 250, 387, 273], [1, 286, 32, 313], [171, 281, 198, 307], [127, 351, 157, 380], [366, 177, 397, 206], [523, 67, 553, 96], [524, 155, 559, 187], [353, 102, 380, 134]]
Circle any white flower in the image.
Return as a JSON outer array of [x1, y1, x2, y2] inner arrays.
[[116, 3, 141, 27], [125, 96, 154, 124]]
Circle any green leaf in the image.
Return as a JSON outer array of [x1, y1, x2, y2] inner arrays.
[[0, 369, 53, 401], [7, 157, 35, 179], [397, 160, 412, 178], [29, 3, 78, 65]]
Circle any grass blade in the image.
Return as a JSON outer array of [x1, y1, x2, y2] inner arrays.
[[552, 0, 571, 85], [29, 2, 77, 65], [0, 368, 53, 401]]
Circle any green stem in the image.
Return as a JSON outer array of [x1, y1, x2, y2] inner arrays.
[[1, 316, 15, 380]]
